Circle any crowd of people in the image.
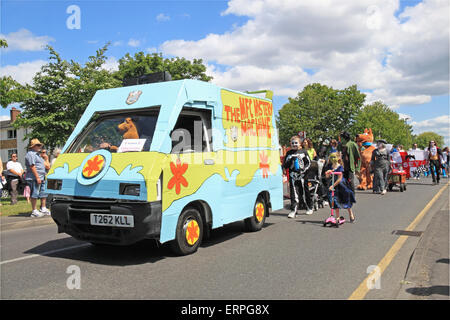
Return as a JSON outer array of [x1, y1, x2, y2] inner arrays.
[[282, 132, 449, 222], [1, 134, 449, 220]]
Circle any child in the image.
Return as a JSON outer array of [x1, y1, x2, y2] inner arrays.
[[325, 153, 356, 223], [283, 135, 313, 218]]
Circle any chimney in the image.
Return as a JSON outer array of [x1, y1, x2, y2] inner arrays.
[[10, 107, 20, 123]]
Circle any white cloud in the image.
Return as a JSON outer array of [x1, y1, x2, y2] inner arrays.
[[156, 13, 170, 22], [0, 115, 10, 121], [128, 39, 141, 47], [0, 60, 47, 85], [0, 29, 54, 51], [160, 0, 449, 110]]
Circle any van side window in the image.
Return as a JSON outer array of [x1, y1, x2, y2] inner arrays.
[[171, 110, 211, 153]]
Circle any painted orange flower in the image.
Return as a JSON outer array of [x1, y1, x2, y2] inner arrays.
[[255, 203, 265, 222], [259, 152, 270, 179], [186, 220, 199, 245], [82, 155, 105, 178], [167, 159, 189, 194]]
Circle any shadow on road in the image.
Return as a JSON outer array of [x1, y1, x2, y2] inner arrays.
[[437, 258, 449, 264], [406, 285, 449, 297], [23, 220, 275, 266]]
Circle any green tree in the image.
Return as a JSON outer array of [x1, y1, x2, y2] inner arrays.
[[114, 52, 213, 82], [276, 83, 365, 146], [0, 76, 35, 108], [0, 38, 7, 48], [414, 132, 444, 149], [351, 101, 414, 147], [14, 44, 121, 150]]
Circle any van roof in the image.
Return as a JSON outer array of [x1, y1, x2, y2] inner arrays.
[[62, 79, 272, 153]]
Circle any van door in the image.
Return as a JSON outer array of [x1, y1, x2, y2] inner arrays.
[[164, 108, 218, 222]]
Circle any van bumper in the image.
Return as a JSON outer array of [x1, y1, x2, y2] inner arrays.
[[50, 197, 162, 245]]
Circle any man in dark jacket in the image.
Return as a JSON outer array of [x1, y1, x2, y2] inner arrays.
[[339, 131, 361, 192]]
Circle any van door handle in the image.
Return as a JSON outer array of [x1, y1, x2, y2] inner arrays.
[[204, 159, 215, 165]]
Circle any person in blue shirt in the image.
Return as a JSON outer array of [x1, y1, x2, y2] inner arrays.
[[25, 139, 51, 217]]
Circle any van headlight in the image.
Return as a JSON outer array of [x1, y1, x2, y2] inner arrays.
[[120, 183, 141, 196], [47, 179, 63, 190]]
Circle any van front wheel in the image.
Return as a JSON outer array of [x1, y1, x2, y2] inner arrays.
[[244, 197, 267, 232], [171, 208, 203, 256]]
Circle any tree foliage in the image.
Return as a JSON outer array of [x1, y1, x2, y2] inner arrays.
[[414, 131, 444, 149], [0, 76, 35, 108], [351, 101, 414, 147], [276, 83, 366, 146], [114, 52, 213, 82]]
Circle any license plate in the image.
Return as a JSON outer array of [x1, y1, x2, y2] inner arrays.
[[90, 214, 134, 228]]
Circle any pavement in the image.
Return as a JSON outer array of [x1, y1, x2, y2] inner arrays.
[[396, 189, 449, 300], [1, 181, 448, 300]]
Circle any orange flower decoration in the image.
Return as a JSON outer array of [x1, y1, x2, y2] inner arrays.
[[255, 203, 265, 222], [82, 155, 105, 178], [259, 152, 270, 179], [186, 220, 199, 245], [167, 159, 189, 194]]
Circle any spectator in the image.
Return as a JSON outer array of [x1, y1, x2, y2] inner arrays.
[[390, 145, 398, 154], [283, 135, 313, 218], [330, 139, 338, 154], [398, 145, 404, 152], [51, 148, 61, 167], [6, 153, 24, 205], [442, 147, 449, 177], [427, 140, 444, 185], [302, 138, 318, 161], [339, 131, 361, 192], [0, 156, 3, 209], [25, 139, 51, 217], [411, 143, 420, 151], [371, 140, 390, 195]]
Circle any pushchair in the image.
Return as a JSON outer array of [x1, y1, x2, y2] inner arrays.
[[303, 160, 325, 211]]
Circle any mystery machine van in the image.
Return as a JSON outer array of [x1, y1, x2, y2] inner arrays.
[[46, 77, 283, 255]]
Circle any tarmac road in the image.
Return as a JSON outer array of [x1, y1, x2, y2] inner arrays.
[[0, 178, 448, 300]]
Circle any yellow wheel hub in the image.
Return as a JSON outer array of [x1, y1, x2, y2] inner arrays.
[[185, 219, 200, 246], [255, 203, 265, 222]]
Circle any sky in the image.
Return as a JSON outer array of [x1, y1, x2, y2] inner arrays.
[[1, 0, 449, 146]]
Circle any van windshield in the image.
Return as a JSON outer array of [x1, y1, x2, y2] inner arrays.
[[69, 110, 159, 153]]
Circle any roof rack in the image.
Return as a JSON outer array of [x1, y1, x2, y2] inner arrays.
[[245, 90, 273, 100], [123, 71, 172, 87]]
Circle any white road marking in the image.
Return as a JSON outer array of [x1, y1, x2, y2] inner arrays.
[[0, 243, 91, 266]]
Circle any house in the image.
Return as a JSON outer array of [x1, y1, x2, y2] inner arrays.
[[0, 107, 30, 169]]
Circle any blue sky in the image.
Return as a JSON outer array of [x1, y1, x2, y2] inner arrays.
[[1, 0, 449, 145]]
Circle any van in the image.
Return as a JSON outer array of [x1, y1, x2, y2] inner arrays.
[[46, 78, 284, 255]]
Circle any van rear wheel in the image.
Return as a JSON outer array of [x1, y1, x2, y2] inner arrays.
[[244, 196, 267, 232], [171, 208, 203, 256]]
